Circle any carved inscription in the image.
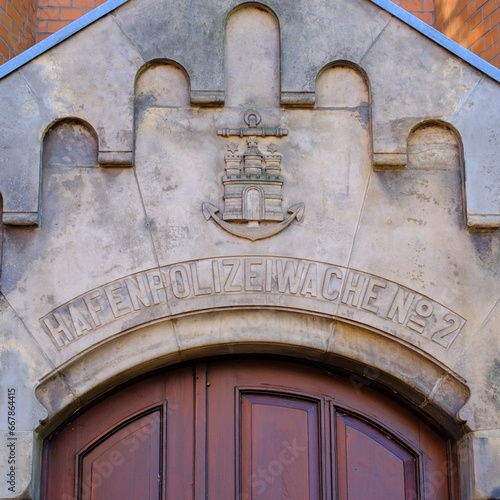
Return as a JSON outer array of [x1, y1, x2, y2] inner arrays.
[[40, 256, 465, 350]]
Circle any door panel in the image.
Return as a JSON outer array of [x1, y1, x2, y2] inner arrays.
[[335, 412, 418, 500], [42, 359, 456, 500], [42, 367, 195, 500], [240, 393, 321, 500], [79, 410, 162, 500]]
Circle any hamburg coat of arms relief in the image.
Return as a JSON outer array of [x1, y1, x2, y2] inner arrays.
[[202, 110, 305, 241]]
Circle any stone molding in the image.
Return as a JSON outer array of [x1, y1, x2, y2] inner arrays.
[[35, 310, 470, 437]]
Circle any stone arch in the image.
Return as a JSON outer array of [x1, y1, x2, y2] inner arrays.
[[135, 59, 191, 108], [225, 2, 280, 107], [35, 310, 469, 438], [42, 118, 98, 168], [311, 61, 372, 199], [315, 61, 370, 109], [407, 120, 464, 171], [407, 120, 465, 224]]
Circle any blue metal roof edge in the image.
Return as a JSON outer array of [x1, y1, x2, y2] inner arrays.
[[0, 0, 129, 79], [0, 0, 499, 83], [370, 0, 500, 83]]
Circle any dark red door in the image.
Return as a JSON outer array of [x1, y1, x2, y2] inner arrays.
[[42, 359, 456, 499]]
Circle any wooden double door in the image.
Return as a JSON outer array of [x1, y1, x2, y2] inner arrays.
[[43, 358, 456, 499]]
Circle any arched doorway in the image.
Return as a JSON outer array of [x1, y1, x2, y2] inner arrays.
[[41, 358, 458, 499]]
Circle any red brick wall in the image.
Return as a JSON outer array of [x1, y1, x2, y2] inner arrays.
[[0, 0, 36, 63], [394, 0, 500, 67], [435, 0, 500, 68], [36, 0, 105, 43]]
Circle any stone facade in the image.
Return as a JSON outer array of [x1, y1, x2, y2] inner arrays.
[[0, 0, 500, 498]]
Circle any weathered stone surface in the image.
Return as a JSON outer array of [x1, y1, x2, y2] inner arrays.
[[0, 297, 50, 499], [278, 0, 390, 93], [19, 15, 144, 154], [348, 131, 500, 369], [225, 6, 280, 107], [43, 119, 98, 168], [1, 161, 158, 365], [363, 17, 482, 155], [134, 105, 371, 266], [452, 76, 500, 229], [113, 0, 229, 96], [0, 71, 51, 219], [471, 430, 500, 499], [456, 297, 500, 431]]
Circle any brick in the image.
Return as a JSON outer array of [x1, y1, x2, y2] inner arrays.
[[409, 10, 433, 23], [6, 3, 22, 29], [489, 52, 500, 67], [480, 41, 500, 60], [0, 36, 10, 57], [466, 1, 477, 17], [406, 0, 426, 9], [36, 19, 48, 32], [59, 6, 84, 20], [35, 31, 50, 42], [46, 19, 70, 31], [37, 6, 59, 19], [456, 23, 470, 43], [491, 8, 500, 27], [449, 18, 459, 34], [20, 0, 35, 10], [472, 17, 493, 39], [17, 36, 30, 51], [50, 0, 71, 6], [0, 9, 12, 29], [0, 8, 12, 26], [0, 22, 14, 46], [485, 26, 500, 43], [483, 1, 497, 18], [423, 0, 434, 10], [70, 0, 95, 8], [470, 36, 486, 53], [470, 9, 483, 29]]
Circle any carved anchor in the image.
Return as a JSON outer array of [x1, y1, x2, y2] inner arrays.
[[202, 110, 305, 241], [202, 202, 305, 241]]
